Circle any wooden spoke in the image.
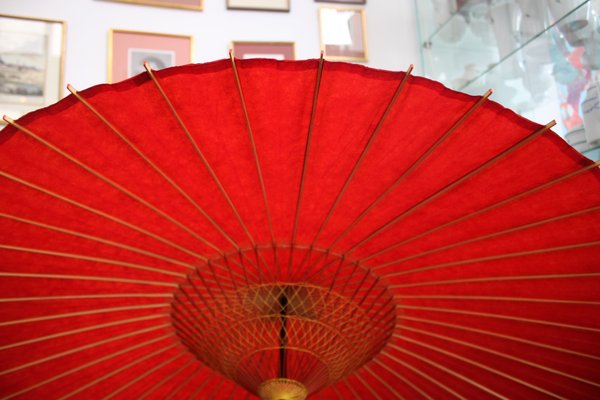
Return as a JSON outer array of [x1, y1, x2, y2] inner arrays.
[[163, 365, 205, 400], [0, 323, 171, 376], [229, 52, 275, 244], [381, 241, 600, 278], [400, 304, 600, 333], [303, 65, 414, 272], [345, 121, 556, 255], [326, 90, 494, 251], [0, 271, 176, 288], [0, 303, 169, 328], [3, 334, 176, 400], [385, 344, 506, 399], [0, 212, 194, 270], [0, 169, 207, 261], [393, 335, 565, 399], [0, 314, 168, 351], [288, 53, 325, 277], [0, 244, 185, 278], [103, 351, 189, 400], [377, 353, 461, 400], [143, 63, 268, 271], [395, 326, 600, 389], [365, 160, 600, 264], [400, 315, 600, 361]]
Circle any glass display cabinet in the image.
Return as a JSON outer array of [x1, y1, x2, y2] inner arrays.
[[415, 0, 600, 160]]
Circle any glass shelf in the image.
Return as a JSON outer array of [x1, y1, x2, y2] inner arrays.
[[415, 0, 600, 160]]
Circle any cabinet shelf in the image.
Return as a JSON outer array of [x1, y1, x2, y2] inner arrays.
[[415, 0, 600, 160]]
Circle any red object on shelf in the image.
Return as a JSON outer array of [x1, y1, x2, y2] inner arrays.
[[0, 57, 599, 399]]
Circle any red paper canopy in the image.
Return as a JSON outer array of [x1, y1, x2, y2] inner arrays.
[[0, 57, 599, 399]]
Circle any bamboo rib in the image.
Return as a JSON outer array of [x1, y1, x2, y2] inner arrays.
[[366, 160, 600, 264], [0, 212, 194, 270], [329, 386, 344, 400], [310, 65, 414, 248], [0, 244, 185, 278], [378, 353, 462, 400], [229, 52, 276, 244], [171, 298, 210, 339], [4, 117, 225, 258], [0, 169, 251, 282], [394, 335, 566, 399], [326, 90, 493, 251], [0, 303, 169, 328], [189, 371, 213, 400], [103, 351, 189, 400], [0, 314, 168, 351], [0, 271, 176, 288], [143, 63, 264, 266], [60, 343, 181, 400], [0, 323, 171, 376], [294, 65, 414, 278], [137, 357, 195, 400], [288, 53, 325, 278], [0, 293, 171, 303], [354, 369, 384, 400], [397, 294, 600, 306], [400, 304, 600, 333], [185, 273, 226, 319], [390, 272, 600, 290], [400, 315, 600, 361], [163, 365, 204, 400], [385, 345, 507, 399], [345, 121, 556, 255], [2, 334, 175, 400], [0, 169, 206, 261], [372, 358, 434, 400], [226, 385, 243, 400], [364, 365, 405, 399], [372, 204, 600, 271], [340, 379, 361, 398], [395, 327, 600, 389], [381, 241, 600, 278], [206, 376, 226, 400]]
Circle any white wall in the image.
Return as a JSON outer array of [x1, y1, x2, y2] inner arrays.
[[0, 0, 420, 92]]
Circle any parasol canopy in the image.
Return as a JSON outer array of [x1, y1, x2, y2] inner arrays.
[[0, 55, 599, 399]]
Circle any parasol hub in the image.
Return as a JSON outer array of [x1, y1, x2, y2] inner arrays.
[[258, 378, 308, 400], [170, 244, 396, 397]]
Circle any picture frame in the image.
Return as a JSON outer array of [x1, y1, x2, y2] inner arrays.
[[315, 0, 365, 4], [102, 0, 203, 11], [319, 6, 368, 61], [227, 0, 290, 12], [0, 14, 66, 121], [108, 29, 193, 83], [231, 41, 295, 60]]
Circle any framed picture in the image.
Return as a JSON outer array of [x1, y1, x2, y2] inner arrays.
[[231, 42, 295, 60], [108, 29, 193, 83], [319, 7, 368, 61], [102, 0, 203, 11], [315, 0, 365, 3], [0, 15, 65, 121], [227, 0, 290, 12]]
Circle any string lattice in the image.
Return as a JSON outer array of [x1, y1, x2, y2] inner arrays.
[[171, 245, 396, 397]]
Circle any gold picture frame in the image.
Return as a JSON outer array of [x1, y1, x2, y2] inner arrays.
[[0, 14, 66, 122], [316, 0, 365, 3], [108, 29, 194, 83], [227, 0, 290, 12], [102, 0, 203, 11], [318, 6, 368, 62], [231, 41, 296, 60]]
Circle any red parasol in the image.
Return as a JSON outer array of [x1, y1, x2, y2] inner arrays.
[[0, 55, 599, 399]]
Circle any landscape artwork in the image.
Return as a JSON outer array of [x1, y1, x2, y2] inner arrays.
[[0, 15, 64, 121]]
